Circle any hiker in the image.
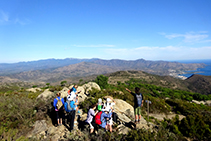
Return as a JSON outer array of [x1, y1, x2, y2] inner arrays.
[[85, 104, 98, 133], [104, 98, 115, 132], [68, 98, 77, 131], [126, 87, 144, 124], [53, 93, 64, 126], [67, 84, 81, 102], [97, 98, 103, 111], [75, 94, 80, 114], [100, 107, 112, 131], [68, 84, 81, 95]]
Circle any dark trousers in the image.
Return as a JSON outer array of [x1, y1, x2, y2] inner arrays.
[[68, 110, 76, 131]]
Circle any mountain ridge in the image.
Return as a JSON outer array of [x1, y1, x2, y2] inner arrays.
[[0, 58, 206, 75], [0, 58, 206, 83]]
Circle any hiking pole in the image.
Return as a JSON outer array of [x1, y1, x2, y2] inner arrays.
[[145, 100, 152, 126]]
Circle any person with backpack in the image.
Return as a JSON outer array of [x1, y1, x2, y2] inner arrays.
[[53, 93, 65, 126], [85, 104, 98, 133], [100, 107, 112, 131], [126, 87, 144, 124], [104, 98, 115, 132], [68, 98, 77, 131], [67, 85, 81, 102]]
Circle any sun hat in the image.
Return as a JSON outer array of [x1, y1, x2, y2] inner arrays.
[[106, 98, 112, 103], [98, 98, 102, 104]]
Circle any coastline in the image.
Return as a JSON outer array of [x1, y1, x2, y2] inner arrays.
[[168, 69, 187, 80]]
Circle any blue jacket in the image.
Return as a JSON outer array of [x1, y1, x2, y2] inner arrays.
[[100, 111, 112, 128], [53, 97, 64, 110]]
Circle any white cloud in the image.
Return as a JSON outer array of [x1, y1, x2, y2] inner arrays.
[[14, 18, 30, 25], [72, 44, 115, 48], [0, 10, 9, 23], [0, 10, 30, 25], [104, 46, 211, 60], [161, 32, 211, 43]]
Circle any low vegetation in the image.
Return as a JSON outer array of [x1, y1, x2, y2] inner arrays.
[[0, 74, 211, 140]]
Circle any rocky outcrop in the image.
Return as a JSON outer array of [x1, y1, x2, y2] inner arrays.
[[28, 120, 48, 138], [192, 100, 205, 105], [59, 87, 69, 98], [82, 82, 101, 95], [114, 99, 135, 121], [205, 100, 211, 106], [26, 88, 42, 93], [28, 121, 70, 141], [37, 89, 54, 100], [68, 82, 100, 103]]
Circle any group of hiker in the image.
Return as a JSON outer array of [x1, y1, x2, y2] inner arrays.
[[53, 84, 81, 131], [53, 84, 144, 133]]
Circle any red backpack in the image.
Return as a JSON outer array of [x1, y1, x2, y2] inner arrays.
[[95, 111, 103, 125]]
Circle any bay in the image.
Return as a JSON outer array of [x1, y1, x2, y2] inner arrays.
[[176, 59, 211, 77]]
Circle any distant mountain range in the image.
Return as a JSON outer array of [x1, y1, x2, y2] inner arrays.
[[0, 58, 206, 83]]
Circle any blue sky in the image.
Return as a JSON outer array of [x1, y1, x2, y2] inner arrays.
[[0, 0, 211, 63]]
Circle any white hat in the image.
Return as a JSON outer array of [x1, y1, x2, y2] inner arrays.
[[106, 98, 112, 102], [98, 98, 102, 103]]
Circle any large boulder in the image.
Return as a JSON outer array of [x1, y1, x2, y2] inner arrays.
[[30, 120, 48, 135], [82, 82, 101, 95], [114, 99, 135, 122], [59, 87, 69, 98], [37, 89, 54, 100], [77, 86, 86, 103]]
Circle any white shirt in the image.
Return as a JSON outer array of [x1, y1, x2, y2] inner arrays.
[[67, 91, 76, 101], [104, 102, 115, 112]]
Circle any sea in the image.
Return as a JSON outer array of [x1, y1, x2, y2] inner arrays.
[[176, 59, 211, 78]]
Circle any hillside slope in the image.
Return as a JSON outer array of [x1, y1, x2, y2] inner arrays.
[[185, 74, 211, 95]]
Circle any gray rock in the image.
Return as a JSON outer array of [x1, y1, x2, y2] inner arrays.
[[114, 99, 135, 120], [192, 100, 205, 105], [205, 100, 211, 106], [51, 134, 60, 141], [26, 88, 42, 93], [117, 124, 131, 134], [77, 86, 86, 103], [59, 87, 69, 98], [116, 113, 131, 123], [37, 89, 54, 100], [31, 120, 48, 135], [82, 82, 101, 95]]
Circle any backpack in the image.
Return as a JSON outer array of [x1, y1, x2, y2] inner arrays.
[[56, 97, 63, 110], [136, 93, 143, 107], [95, 111, 103, 125], [64, 100, 73, 112]]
